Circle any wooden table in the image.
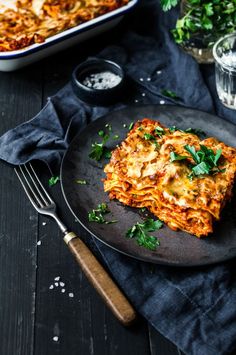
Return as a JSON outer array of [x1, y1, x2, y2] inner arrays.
[[0, 24, 192, 355]]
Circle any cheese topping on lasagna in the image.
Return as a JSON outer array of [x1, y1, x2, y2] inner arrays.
[[104, 118, 236, 237], [0, 0, 129, 51]]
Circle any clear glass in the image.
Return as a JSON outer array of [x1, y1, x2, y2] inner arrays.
[[213, 33, 236, 110]]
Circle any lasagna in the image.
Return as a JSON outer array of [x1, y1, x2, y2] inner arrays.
[[104, 118, 236, 237], [0, 0, 129, 51]]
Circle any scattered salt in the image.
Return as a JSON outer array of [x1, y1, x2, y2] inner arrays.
[[53, 336, 59, 342], [147, 77, 151, 81], [142, 93, 146, 97], [134, 99, 139, 103], [157, 70, 162, 75], [54, 276, 60, 281], [69, 293, 74, 298], [160, 100, 165, 105], [49, 285, 54, 290], [61, 289, 65, 293], [59, 282, 65, 287], [82, 71, 121, 90], [42, 222, 47, 226], [37, 240, 41, 246], [139, 78, 144, 81], [55, 282, 59, 287]]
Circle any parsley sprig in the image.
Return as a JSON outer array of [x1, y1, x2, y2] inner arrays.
[[88, 203, 117, 224], [89, 130, 111, 161], [185, 144, 224, 179], [126, 218, 163, 250], [48, 176, 59, 186]]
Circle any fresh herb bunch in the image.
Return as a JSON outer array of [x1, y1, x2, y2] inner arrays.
[[165, 0, 236, 47], [126, 218, 163, 250]]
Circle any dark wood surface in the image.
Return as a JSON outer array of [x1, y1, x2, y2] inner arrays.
[[0, 22, 185, 355]]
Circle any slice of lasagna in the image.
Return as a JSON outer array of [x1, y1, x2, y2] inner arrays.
[[104, 118, 236, 237]]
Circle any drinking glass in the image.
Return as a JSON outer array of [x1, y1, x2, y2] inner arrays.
[[213, 32, 236, 110]]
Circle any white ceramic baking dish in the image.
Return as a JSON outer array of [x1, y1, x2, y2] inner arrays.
[[0, 0, 138, 72]]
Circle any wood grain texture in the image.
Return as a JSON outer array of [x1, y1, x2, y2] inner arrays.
[[0, 64, 42, 355]]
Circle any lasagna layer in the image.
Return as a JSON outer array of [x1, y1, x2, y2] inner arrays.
[[104, 118, 236, 237], [0, 0, 129, 51]]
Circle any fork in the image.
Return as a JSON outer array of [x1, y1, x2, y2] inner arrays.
[[15, 163, 136, 326]]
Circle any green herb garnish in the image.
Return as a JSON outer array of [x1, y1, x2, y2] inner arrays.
[[170, 152, 188, 162], [171, 0, 236, 48], [160, 0, 178, 11], [144, 133, 156, 141], [88, 203, 117, 224], [89, 134, 110, 161], [184, 144, 224, 178], [161, 89, 181, 100], [155, 126, 165, 137], [76, 179, 87, 185], [113, 135, 119, 140], [48, 176, 59, 186], [129, 122, 134, 130], [126, 218, 163, 250]]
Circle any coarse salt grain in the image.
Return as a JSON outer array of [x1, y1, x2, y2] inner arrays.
[[53, 336, 59, 342], [69, 293, 74, 298], [160, 100, 165, 105], [82, 71, 121, 90], [42, 222, 46, 226], [61, 289, 65, 293], [142, 93, 146, 97], [59, 282, 65, 287], [49, 285, 54, 290], [37, 240, 41, 246], [55, 282, 59, 287], [139, 78, 144, 81], [54, 276, 60, 281], [134, 99, 139, 103], [147, 77, 151, 81], [157, 70, 162, 75]]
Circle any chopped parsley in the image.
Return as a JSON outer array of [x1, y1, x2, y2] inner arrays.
[[170, 152, 188, 162], [155, 126, 165, 137], [88, 203, 117, 224], [89, 132, 110, 162], [75, 179, 87, 185], [169, 144, 225, 179], [126, 218, 163, 250], [184, 144, 225, 179], [129, 122, 134, 130], [144, 133, 156, 141], [48, 176, 60, 186], [161, 89, 181, 100], [113, 135, 119, 140]]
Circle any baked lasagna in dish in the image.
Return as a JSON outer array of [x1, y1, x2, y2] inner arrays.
[[0, 0, 129, 51], [104, 118, 236, 237]]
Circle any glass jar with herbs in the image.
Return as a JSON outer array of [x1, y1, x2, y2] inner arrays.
[[161, 0, 236, 64]]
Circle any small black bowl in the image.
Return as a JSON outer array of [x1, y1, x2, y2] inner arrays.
[[71, 58, 125, 106]]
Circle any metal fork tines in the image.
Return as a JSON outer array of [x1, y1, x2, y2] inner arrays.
[[15, 163, 67, 233]]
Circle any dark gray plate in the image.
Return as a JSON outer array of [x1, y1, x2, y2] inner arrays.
[[60, 105, 236, 266]]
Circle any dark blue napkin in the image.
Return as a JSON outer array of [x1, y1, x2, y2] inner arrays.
[[0, 1, 236, 354]]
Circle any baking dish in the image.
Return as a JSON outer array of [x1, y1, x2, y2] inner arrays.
[[0, 0, 138, 72]]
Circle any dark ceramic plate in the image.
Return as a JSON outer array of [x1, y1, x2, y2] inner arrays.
[[60, 105, 236, 267]]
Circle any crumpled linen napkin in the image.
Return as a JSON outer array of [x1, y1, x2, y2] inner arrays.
[[0, 1, 236, 354]]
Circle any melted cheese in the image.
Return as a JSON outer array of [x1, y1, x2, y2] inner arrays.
[[104, 118, 236, 237]]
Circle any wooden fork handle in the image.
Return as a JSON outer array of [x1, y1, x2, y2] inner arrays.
[[64, 232, 137, 326]]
